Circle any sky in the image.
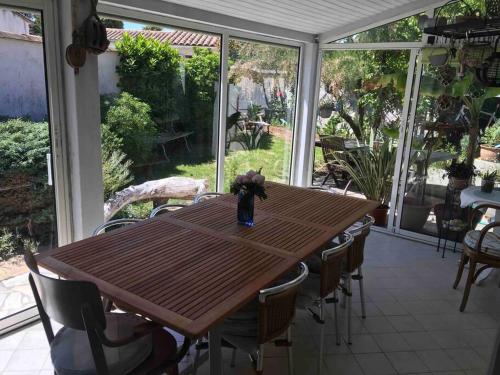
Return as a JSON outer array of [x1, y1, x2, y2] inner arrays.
[[123, 21, 173, 32]]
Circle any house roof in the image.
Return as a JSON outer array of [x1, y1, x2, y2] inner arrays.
[[106, 28, 219, 47]]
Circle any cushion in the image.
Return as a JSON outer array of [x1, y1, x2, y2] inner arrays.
[[51, 313, 153, 375], [221, 299, 259, 355], [464, 230, 500, 256]]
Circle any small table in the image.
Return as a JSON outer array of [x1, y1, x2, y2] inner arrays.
[[460, 186, 500, 284], [37, 182, 378, 374]]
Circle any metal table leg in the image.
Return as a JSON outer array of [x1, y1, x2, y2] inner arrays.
[[209, 325, 223, 375]]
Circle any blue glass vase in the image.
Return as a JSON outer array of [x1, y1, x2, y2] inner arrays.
[[237, 191, 255, 227]]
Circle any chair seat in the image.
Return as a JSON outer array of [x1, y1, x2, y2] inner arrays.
[[296, 273, 321, 309], [464, 230, 500, 256], [442, 219, 468, 232], [51, 313, 153, 375], [221, 299, 258, 355]]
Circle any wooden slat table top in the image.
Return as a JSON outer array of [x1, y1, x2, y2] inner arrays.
[[37, 182, 378, 337]]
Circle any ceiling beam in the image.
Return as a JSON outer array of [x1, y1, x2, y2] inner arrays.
[[99, 0, 316, 43], [318, 0, 449, 44]]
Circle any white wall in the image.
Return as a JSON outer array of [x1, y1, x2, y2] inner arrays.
[[0, 10, 30, 34], [98, 50, 120, 95], [0, 35, 47, 120]]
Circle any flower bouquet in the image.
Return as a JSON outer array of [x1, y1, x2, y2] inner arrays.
[[230, 169, 267, 227]]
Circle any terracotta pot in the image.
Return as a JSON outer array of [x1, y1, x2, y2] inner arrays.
[[448, 177, 470, 190], [480, 145, 500, 162], [371, 205, 388, 227]]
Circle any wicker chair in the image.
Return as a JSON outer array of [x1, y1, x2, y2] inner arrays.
[[298, 233, 352, 374], [149, 204, 187, 218], [193, 263, 308, 375], [319, 135, 349, 188], [453, 203, 500, 312], [193, 192, 223, 204], [24, 251, 190, 375], [341, 215, 374, 344]]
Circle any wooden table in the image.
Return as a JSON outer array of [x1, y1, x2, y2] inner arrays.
[[37, 182, 378, 374]]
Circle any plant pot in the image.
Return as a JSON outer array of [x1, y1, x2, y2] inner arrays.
[[237, 191, 255, 227], [481, 179, 495, 193], [448, 177, 470, 190], [371, 205, 388, 227], [319, 107, 333, 118], [400, 198, 433, 232], [480, 145, 500, 162]]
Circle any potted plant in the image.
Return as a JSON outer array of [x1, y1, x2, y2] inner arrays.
[[481, 170, 497, 193], [443, 159, 477, 190], [480, 121, 500, 162], [333, 141, 396, 226]]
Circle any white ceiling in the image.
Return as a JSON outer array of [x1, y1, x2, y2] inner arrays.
[[159, 0, 444, 36]]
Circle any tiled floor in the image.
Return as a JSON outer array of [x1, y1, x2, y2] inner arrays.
[[0, 231, 498, 375]]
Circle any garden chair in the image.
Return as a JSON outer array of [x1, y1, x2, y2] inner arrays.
[[193, 263, 308, 375], [341, 215, 374, 344], [24, 251, 190, 375], [149, 204, 187, 218], [193, 192, 223, 203], [298, 233, 352, 374], [319, 135, 350, 188], [453, 203, 500, 312]]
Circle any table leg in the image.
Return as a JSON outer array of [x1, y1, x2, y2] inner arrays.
[[209, 326, 223, 375]]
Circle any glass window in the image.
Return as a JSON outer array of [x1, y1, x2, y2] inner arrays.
[[223, 38, 299, 190], [332, 14, 423, 43], [98, 19, 221, 220], [0, 7, 58, 319]]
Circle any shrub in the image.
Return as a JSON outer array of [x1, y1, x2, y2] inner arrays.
[[116, 34, 183, 121], [104, 92, 157, 164], [0, 228, 16, 261], [102, 149, 133, 200], [482, 121, 500, 146]]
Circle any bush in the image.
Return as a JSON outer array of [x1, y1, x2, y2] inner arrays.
[[104, 92, 157, 164], [0, 228, 16, 261], [483, 121, 500, 146], [116, 34, 183, 121], [102, 149, 133, 200]]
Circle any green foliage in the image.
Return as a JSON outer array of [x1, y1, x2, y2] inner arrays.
[[101, 18, 124, 29], [143, 25, 162, 31], [0, 228, 16, 261], [0, 119, 49, 175], [115, 33, 182, 121], [102, 149, 133, 200], [246, 104, 263, 121], [333, 142, 396, 205], [104, 92, 157, 164], [482, 121, 500, 146]]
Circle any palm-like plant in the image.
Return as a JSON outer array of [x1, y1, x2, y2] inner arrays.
[[333, 142, 396, 206]]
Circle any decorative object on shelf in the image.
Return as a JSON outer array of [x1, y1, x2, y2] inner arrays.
[[65, 0, 110, 73], [437, 65, 457, 86], [436, 94, 454, 112], [443, 160, 477, 190], [459, 43, 493, 69], [481, 169, 497, 192], [231, 169, 267, 227], [477, 37, 500, 86]]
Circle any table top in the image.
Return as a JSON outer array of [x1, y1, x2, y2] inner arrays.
[[460, 186, 500, 208], [36, 182, 378, 338]]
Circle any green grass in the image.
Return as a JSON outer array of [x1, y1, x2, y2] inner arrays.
[[157, 135, 291, 192]]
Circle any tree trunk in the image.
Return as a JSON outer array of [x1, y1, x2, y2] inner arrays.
[[339, 110, 363, 141], [466, 122, 479, 167], [104, 177, 208, 221]]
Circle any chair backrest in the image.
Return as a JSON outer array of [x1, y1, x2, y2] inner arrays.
[[345, 215, 374, 273], [149, 204, 187, 218], [193, 192, 223, 204], [320, 232, 353, 298], [92, 218, 142, 236], [257, 262, 308, 344], [319, 135, 345, 163], [468, 203, 500, 254], [25, 251, 106, 332]]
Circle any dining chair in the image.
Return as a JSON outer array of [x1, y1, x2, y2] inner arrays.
[[193, 192, 223, 203], [193, 263, 308, 375], [298, 232, 353, 374], [92, 218, 142, 236], [341, 215, 375, 344], [24, 251, 190, 375], [319, 135, 349, 188], [453, 203, 500, 312], [149, 204, 187, 218]]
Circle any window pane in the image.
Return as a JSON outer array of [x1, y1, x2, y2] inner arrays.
[[333, 14, 423, 43], [0, 8, 58, 319], [99, 20, 221, 219], [312, 49, 409, 226], [224, 39, 299, 190]]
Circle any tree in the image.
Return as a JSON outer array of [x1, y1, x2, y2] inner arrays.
[[143, 25, 162, 31], [115, 33, 183, 122], [101, 18, 124, 29]]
